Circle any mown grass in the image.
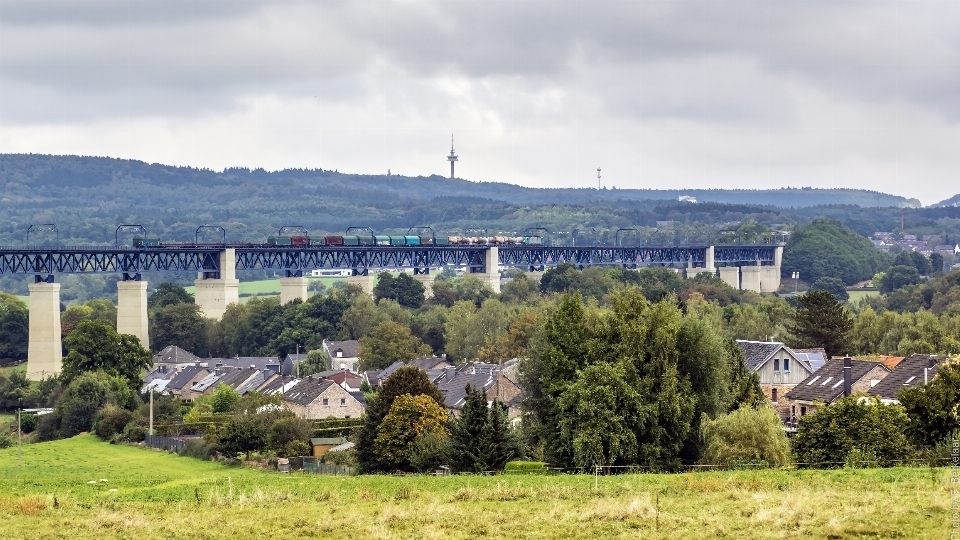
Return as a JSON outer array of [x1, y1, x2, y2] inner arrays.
[[0, 435, 950, 539]]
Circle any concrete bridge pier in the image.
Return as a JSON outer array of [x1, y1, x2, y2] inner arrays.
[[280, 276, 309, 304], [475, 246, 501, 294], [26, 281, 62, 381], [347, 273, 375, 295], [741, 266, 761, 292], [719, 266, 740, 289], [759, 266, 781, 293], [195, 248, 240, 320], [117, 280, 149, 348], [412, 273, 435, 299]]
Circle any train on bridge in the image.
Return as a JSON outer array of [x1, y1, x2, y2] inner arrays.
[[132, 234, 544, 249]]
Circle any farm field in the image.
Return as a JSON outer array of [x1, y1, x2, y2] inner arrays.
[[0, 436, 951, 539]]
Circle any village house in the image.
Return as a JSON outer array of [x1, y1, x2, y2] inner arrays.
[[322, 339, 360, 372], [256, 374, 301, 396], [152, 345, 201, 371], [282, 375, 365, 419], [313, 369, 364, 392], [435, 360, 524, 422], [736, 340, 818, 419], [784, 357, 891, 419], [869, 354, 943, 404], [164, 366, 210, 400]]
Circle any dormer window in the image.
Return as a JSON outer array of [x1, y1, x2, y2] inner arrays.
[[336, 350, 343, 358]]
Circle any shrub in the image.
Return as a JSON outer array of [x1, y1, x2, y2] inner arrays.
[[94, 405, 133, 441], [179, 439, 216, 460], [0, 432, 11, 449], [268, 416, 312, 453], [34, 412, 61, 442], [410, 432, 451, 473], [19, 413, 36, 434], [321, 449, 357, 467], [504, 461, 549, 475], [281, 440, 311, 458], [123, 423, 147, 443], [699, 407, 790, 468], [792, 395, 914, 468]]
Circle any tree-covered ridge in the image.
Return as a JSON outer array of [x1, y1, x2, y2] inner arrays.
[[0, 154, 938, 248]]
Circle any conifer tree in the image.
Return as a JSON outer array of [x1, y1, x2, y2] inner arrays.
[[449, 384, 489, 473], [479, 399, 522, 471]]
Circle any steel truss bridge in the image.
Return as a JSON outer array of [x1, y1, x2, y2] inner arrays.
[[0, 244, 779, 280]]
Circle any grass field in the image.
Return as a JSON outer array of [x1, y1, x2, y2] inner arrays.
[[0, 436, 951, 539], [847, 290, 880, 303], [0, 363, 25, 376], [184, 277, 347, 304]]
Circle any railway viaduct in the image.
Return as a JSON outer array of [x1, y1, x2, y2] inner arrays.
[[0, 243, 782, 381]]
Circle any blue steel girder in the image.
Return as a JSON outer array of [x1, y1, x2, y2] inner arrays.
[[0, 248, 221, 277], [498, 246, 711, 269], [233, 247, 489, 273], [713, 245, 776, 266]]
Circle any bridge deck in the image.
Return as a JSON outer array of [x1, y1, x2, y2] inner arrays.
[[0, 244, 779, 277]]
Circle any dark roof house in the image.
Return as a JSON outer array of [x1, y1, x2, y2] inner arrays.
[[152, 345, 201, 367], [737, 341, 814, 373], [785, 358, 890, 406], [869, 354, 943, 403], [323, 340, 360, 359], [165, 366, 210, 397]]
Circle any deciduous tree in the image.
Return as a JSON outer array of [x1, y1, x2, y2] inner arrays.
[[373, 393, 448, 471], [358, 321, 432, 371]]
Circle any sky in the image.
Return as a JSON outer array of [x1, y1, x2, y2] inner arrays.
[[1, 1, 959, 205]]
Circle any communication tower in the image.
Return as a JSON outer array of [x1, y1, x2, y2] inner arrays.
[[447, 135, 458, 179]]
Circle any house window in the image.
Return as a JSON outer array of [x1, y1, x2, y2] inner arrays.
[[791, 405, 796, 417], [774, 359, 780, 372], [800, 406, 807, 416], [322, 398, 328, 406], [783, 358, 790, 373], [336, 350, 343, 358], [340, 398, 346, 406], [771, 388, 778, 403]]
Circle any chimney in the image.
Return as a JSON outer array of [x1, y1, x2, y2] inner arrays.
[[843, 357, 852, 397]]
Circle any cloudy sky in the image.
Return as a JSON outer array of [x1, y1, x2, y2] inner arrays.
[[1, 0, 958, 204]]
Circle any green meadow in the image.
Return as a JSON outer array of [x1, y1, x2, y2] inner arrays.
[[0, 436, 951, 539], [184, 277, 348, 303], [847, 289, 880, 303]]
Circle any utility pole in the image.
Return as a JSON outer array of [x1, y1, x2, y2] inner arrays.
[[149, 387, 154, 436]]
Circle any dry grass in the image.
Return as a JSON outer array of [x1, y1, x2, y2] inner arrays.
[[0, 435, 952, 539]]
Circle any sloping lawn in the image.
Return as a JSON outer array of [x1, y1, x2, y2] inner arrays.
[[0, 435, 950, 539]]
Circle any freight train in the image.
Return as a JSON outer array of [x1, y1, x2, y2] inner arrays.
[[132, 234, 542, 248]]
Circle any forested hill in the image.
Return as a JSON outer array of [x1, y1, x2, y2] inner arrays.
[[935, 193, 960, 207], [4, 154, 912, 206], [0, 153, 934, 245]]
